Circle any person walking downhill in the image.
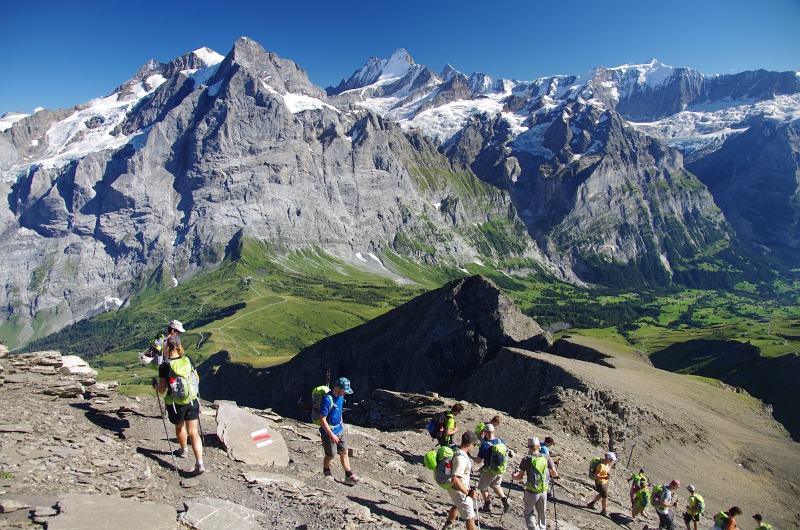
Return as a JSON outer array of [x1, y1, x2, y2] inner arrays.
[[682, 485, 705, 530], [713, 507, 742, 530], [655, 479, 681, 530], [512, 436, 558, 530], [441, 431, 481, 530], [752, 514, 772, 530], [586, 452, 616, 516], [473, 423, 510, 514], [155, 337, 204, 475], [319, 377, 360, 484]]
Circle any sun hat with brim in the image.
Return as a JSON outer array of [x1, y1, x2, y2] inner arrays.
[[606, 452, 616, 461], [169, 320, 185, 333]]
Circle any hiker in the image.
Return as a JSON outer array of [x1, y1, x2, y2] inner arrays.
[[319, 377, 360, 484], [631, 481, 650, 520], [752, 514, 772, 530], [155, 337, 203, 475], [628, 467, 648, 504], [713, 507, 742, 530], [436, 403, 464, 447], [475, 415, 502, 443], [441, 431, 481, 530], [654, 479, 681, 530], [166, 319, 185, 345], [540, 436, 557, 459], [473, 424, 510, 514], [586, 452, 616, 516], [682, 485, 705, 530], [511, 436, 558, 530]]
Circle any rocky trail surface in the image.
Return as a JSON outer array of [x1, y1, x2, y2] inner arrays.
[[1, 344, 799, 529]]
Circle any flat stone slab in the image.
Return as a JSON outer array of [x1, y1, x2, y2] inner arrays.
[[48, 494, 177, 530], [215, 402, 288, 466], [241, 472, 305, 488], [179, 497, 262, 530], [0, 424, 33, 433]]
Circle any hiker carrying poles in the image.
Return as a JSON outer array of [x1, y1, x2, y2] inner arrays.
[[152, 380, 178, 474]]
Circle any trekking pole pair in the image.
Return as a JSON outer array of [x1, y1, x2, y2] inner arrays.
[[153, 383, 178, 474], [610, 466, 625, 509], [551, 479, 560, 530]]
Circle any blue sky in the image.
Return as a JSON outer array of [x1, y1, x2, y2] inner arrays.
[[1, 0, 799, 115]]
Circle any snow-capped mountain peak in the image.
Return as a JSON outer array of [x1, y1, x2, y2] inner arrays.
[[191, 46, 225, 67], [440, 63, 462, 82]]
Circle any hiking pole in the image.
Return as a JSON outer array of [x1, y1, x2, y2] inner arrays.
[[499, 459, 515, 526], [552, 479, 560, 530], [473, 495, 481, 530], [153, 385, 178, 474], [610, 466, 625, 508]]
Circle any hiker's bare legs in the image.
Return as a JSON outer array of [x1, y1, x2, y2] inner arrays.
[[339, 450, 351, 473], [493, 486, 506, 500], [446, 505, 458, 524], [175, 421, 187, 450], [186, 419, 203, 461], [465, 519, 477, 530]]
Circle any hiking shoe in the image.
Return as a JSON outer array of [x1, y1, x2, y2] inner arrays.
[[323, 468, 334, 480], [344, 474, 361, 485], [600, 510, 608, 517], [175, 447, 188, 458], [502, 498, 511, 513], [192, 462, 205, 475], [441, 522, 454, 530], [586, 502, 596, 510]]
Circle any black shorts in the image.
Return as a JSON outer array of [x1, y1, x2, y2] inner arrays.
[[321, 430, 348, 457], [683, 512, 700, 523], [166, 400, 200, 425]]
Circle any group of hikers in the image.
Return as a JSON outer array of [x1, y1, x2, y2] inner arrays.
[[138, 332, 775, 530]]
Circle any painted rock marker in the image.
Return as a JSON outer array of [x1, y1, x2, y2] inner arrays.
[[215, 401, 289, 466]]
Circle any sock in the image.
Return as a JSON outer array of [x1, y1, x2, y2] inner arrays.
[[345, 470, 353, 478], [196, 459, 203, 466]]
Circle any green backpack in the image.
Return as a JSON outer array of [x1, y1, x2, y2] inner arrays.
[[588, 457, 602, 479], [165, 356, 198, 406], [433, 446, 456, 489], [651, 485, 666, 507], [310, 385, 333, 426], [688, 494, 705, 515], [487, 441, 508, 475], [525, 455, 549, 493], [635, 487, 651, 508]]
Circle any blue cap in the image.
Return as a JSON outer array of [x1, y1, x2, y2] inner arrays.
[[336, 377, 353, 394]]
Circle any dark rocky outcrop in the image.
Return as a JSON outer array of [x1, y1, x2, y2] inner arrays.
[[202, 275, 552, 413]]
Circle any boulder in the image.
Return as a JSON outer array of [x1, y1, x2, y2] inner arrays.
[[16, 351, 62, 367], [59, 355, 98, 378], [215, 401, 289, 466], [42, 381, 85, 398]]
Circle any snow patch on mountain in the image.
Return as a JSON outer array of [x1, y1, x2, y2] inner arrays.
[[192, 47, 225, 66], [630, 93, 800, 154], [0, 112, 30, 132]]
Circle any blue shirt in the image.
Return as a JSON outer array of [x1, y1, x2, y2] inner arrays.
[[319, 393, 344, 436], [540, 444, 550, 455], [477, 438, 504, 467]]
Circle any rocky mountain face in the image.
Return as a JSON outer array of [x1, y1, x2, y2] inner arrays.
[[201, 275, 553, 410], [0, 39, 534, 346], [2, 39, 799, 344]]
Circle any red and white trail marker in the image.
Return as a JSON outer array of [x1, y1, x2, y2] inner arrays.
[[251, 428, 273, 448]]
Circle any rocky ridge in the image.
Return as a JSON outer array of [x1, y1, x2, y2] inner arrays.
[[2, 338, 799, 529]]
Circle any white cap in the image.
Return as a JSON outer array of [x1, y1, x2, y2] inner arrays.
[[606, 452, 617, 461], [527, 437, 540, 447], [169, 320, 185, 333], [483, 424, 495, 433]]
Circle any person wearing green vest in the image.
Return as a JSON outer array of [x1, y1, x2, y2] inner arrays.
[[441, 403, 464, 446], [627, 467, 647, 505], [511, 436, 558, 530], [682, 485, 705, 530], [713, 506, 742, 530], [752, 514, 772, 530]]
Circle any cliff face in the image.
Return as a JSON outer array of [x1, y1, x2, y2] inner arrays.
[[0, 39, 537, 346], [201, 275, 552, 411]]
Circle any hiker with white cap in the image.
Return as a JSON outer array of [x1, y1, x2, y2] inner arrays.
[[683, 484, 705, 530], [473, 423, 510, 514], [511, 436, 558, 530], [586, 452, 616, 516], [166, 319, 185, 346]]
